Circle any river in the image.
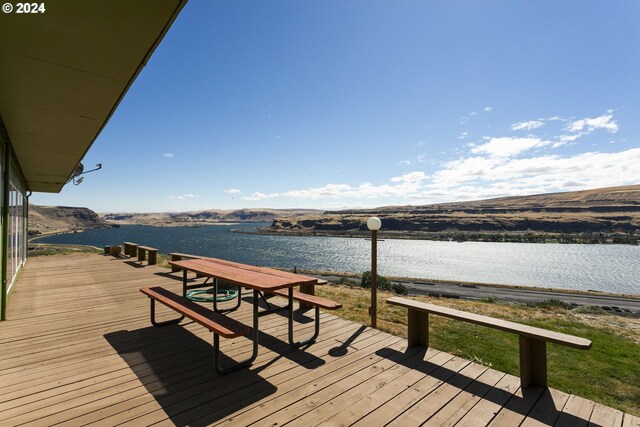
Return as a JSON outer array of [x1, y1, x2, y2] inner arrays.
[[34, 223, 640, 295]]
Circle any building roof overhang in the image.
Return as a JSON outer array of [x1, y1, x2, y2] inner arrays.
[[0, 0, 187, 192]]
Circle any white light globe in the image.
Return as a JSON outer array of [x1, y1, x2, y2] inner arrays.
[[367, 216, 382, 231]]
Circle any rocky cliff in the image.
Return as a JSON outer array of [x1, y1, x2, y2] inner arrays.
[[29, 205, 114, 237]]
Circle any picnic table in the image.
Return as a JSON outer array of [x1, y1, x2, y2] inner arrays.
[[163, 257, 340, 373]]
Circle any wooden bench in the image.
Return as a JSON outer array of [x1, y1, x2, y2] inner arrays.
[[140, 286, 254, 374], [137, 246, 158, 265], [104, 246, 122, 256], [387, 296, 592, 389], [123, 242, 139, 257], [267, 288, 341, 345]]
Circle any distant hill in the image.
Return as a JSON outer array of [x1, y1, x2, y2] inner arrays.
[[27, 185, 640, 244], [101, 208, 322, 226], [267, 185, 640, 243], [29, 205, 114, 237]]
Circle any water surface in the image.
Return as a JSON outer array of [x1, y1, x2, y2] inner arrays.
[[35, 223, 640, 295]]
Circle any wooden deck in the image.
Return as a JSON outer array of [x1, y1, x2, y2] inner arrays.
[[1, 253, 638, 426]]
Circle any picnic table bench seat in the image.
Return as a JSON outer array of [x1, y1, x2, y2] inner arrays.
[[387, 296, 592, 389], [141, 286, 253, 373], [269, 288, 341, 310]]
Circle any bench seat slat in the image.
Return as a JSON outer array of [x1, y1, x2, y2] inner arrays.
[[140, 287, 250, 338], [138, 246, 158, 251], [387, 296, 591, 349], [270, 289, 341, 310]]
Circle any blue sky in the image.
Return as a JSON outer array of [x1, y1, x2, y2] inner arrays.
[[32, 0, 640, 213]]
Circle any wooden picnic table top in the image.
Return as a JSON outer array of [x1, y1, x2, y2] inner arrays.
[[169, 257, 318, 291]]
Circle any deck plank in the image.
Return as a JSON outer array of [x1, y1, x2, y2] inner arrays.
[[588, 403, 624, 427], [454, 373, 522, 426]]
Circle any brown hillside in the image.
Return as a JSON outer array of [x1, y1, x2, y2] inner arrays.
[[268, 185, 640, 239], [29, 205, 113, 237]]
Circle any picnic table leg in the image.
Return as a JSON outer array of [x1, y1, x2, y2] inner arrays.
[[212, 279, 242, 314], [182, 269, 188, 297], [288, 287, 320, 347], [213, 289, 259, 374]]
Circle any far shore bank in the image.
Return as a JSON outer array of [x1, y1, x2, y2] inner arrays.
[[239, 226, 640, 246]]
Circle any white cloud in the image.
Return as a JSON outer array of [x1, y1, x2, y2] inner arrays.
[[557, 134, 581, 143], [469, 111, 477, 116], [470, 137, 550, 158], [565, 113, 618, 134], [390, 171, 428, 184], [281, 172, 428, 200], [397, 160, 412, 166], [162, 153, 174, 158], [484, 107, 493, 112], [243, 192, 280, 201], [224, 188, 241, 194], [419, 148, 640, 203], [168, 194, 200, 200], [511, 120, 544, 131], [457, 131, 469, 140]]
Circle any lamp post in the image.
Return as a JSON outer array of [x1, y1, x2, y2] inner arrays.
[[367, 216, 381, 328]]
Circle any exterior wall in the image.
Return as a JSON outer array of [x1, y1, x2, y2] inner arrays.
[[1, 141, 29, 320]]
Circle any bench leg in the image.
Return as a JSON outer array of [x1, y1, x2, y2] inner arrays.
[[138, 248, 146, 262], [299, 283, 315, 310], [407, 310, 429, 347], [149, 298, 184, 327], [288, 288, 320, 347], [148, 251, 157, 265], [213, 289, 259, 374], [520, 336, 547, 389]]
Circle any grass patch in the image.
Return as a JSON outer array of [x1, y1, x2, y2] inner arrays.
[[530, 298, 575, 310], [28, 244, 102, 257], [316, 283, 640, 416]]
